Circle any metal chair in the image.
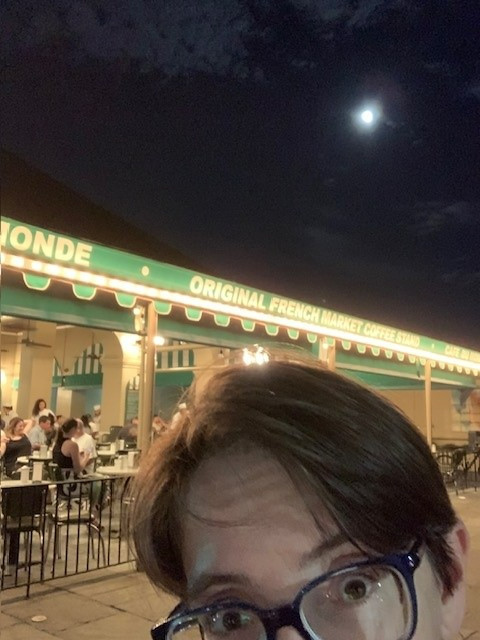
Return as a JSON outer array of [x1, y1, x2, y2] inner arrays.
[[1, 484, 49, 586], [435, 451, 460, 495], [45, 466, 105, 565]]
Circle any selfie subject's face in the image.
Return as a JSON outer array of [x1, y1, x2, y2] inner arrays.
[[182, 449, 448, 640]]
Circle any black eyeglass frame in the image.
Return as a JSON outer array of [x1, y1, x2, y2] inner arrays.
[[151, 539, 422, 640]]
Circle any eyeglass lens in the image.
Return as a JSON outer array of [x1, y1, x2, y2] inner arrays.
[[167, 565, 413, 640]]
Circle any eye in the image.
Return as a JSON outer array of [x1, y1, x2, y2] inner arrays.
[[336, 569, 381, 603], [339, 577, 370, 601], [202, 610, 254, 635]]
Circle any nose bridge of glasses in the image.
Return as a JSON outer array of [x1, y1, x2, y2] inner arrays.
[[262, 605, 308, 640]]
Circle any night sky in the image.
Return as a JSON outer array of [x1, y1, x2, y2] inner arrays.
[[2, 1, 480, 348]]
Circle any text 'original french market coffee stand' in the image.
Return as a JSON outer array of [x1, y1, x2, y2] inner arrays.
[[2, 216, 479, 457]]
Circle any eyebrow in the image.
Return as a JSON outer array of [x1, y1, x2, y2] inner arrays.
[[187, 573, 254, 602], [298, 532, 349, 567], [187, 533, 348, 601]]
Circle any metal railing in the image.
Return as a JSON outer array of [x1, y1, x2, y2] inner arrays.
[[1, 475, 135, 597]]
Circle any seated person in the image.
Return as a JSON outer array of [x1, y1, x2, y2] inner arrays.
[[3, 417, 32, 476], [170, 402, 188, 429], [0, 428, 7, 458], [27, 414, 56, 450], [73, 418, 97, 473], [117, 416, 138, 444], [152, 414, 168, 439], [52, 418, 91, 477], [80, 413, 99, 440]]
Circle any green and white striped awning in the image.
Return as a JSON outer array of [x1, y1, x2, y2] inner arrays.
[[2, 217, 480, 375]]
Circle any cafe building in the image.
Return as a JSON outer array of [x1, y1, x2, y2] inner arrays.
[[2, 151, 480, 455]]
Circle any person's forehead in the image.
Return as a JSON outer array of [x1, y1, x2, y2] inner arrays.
[[181, 449, 347, 603], [184, 448, 320, 520]]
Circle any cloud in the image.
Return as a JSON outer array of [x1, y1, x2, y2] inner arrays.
[[300, 220, 418, 284], [442, 270, 480, 286], [290, 0, 403, 26], [410, 200, 478, 235], [1, 0, 254, 76], [469, 83, 480, 100], [1, 0, 411, 77]]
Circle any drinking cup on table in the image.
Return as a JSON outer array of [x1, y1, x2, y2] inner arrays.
[[39, 444, 48, 457], [32, 450, 40, 458], [32, 461, 43, 482], [20, 466, 30, 483], [127, 451, 136, 468], [119, 439, 125, 451]]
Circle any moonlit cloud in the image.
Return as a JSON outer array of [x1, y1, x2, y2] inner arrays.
[[1, 0, 253, 75], [1, 0, 407, 77], [411, 201, 478, 235]]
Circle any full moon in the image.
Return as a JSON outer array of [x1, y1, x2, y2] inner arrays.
[[360, 109, 374, 124]]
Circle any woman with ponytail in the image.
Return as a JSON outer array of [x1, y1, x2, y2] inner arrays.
[[52, 418, 90, 476]]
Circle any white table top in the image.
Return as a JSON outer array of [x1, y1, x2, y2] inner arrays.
[[17, 454, 53, 464], [96, 465, 139, 477], [1, 479, 50, 488], [97, 450, 117, 458]]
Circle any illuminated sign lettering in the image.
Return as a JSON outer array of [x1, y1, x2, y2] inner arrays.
[[1, 221, 92, 267]]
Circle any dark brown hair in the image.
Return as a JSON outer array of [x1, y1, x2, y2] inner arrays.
[[130, 358, 458, 598], [31, 398, 47, 416], [54, 417, 77, 448]]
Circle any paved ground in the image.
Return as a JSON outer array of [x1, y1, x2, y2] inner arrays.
[[1, 488, 479, 640], [454, 489, 480, 638]]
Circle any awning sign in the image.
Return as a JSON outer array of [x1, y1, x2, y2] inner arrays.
[[2, 217, 480, 368], [1, 220, 92, 267]]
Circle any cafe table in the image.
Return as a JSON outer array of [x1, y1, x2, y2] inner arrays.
[[1, 479, 51, 488], [17, 453, 53, 465], [96, 465, 139, 477], [95, 465, 139, 527]]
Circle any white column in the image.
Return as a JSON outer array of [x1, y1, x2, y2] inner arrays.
[[425, 360, 432, 447], [15, 322, 56, 417], [100, 355, 139, 429], [137, 302, 156, 455]]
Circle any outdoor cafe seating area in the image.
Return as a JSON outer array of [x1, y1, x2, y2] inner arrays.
[[1, 427, 140, 597], [1, 426, 479, 598], [432, 430, 480, 495]]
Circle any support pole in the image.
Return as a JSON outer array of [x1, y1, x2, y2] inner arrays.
[[425, 360, 432, 448], [137, 302, 157, 457], [327, 341, 336, 371], [318, 337, 336, 370]]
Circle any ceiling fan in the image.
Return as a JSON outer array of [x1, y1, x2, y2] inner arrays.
[[85, 331, 102, 360], [20, 321, 52, 349]]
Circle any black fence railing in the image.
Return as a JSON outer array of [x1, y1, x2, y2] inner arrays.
[[1, 475, 135, 597]]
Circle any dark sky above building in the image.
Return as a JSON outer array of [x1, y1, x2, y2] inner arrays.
[[2, 1, 480, 348]]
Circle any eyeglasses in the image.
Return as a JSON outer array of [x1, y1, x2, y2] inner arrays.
[[151, 540, 422, 640]]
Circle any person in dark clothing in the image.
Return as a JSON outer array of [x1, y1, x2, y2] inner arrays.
[[3, 417, 32, 476], [52, 418, 90, 476], [117, 416, 138, 444]]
